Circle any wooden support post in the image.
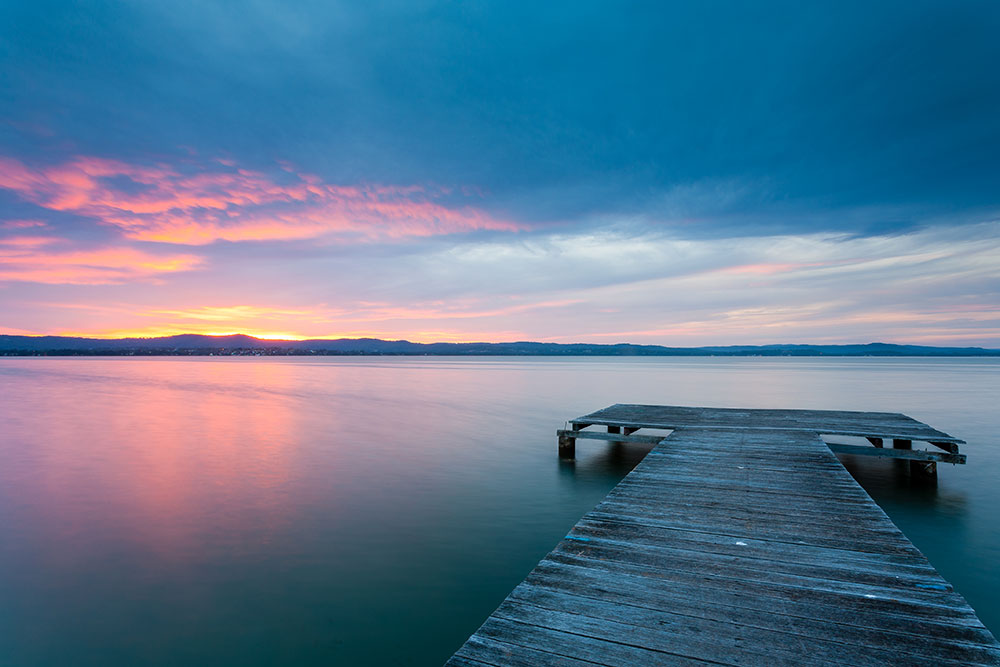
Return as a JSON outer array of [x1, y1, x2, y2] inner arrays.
[[893, 439, 936, 479], [911, 460, 938, 479], [558, 432, 576, 459], [867, 437, 884, 448]]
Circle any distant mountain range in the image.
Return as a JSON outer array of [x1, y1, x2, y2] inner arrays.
[[1, 334, 998, 356]]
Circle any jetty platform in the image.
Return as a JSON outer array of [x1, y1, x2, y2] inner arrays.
[[447, 405, 1000, 666]]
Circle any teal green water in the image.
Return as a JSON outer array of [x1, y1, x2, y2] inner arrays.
[[0, 357, 998, 665]]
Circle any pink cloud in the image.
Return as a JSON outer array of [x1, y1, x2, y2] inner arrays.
[[0, 235, 59, 248], [0, 219, 47, 229], [335, 298, 584, 322], [0, 235, 203, 284], [0, 155, 520, 245], [713, 261, 832, 276]]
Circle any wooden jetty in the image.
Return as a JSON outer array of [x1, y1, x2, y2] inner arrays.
[[448, 404, 1000, 666]]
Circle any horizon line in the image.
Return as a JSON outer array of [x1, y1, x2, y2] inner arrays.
[[1, 332, 998, 351]]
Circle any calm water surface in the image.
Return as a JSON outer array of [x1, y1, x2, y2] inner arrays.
[[1, 357, 998, 665]]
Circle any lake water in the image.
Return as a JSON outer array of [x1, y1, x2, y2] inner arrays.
[[0, 356, 998, 665]]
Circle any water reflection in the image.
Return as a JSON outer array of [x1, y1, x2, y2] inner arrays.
[[10, 366, 305, 563], [0, 356, 997, 666], [558, 441, 655, 482], [839, 453, 968, 517]]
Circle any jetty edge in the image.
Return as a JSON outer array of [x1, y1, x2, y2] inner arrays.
[[447, 404, 1000, 666]]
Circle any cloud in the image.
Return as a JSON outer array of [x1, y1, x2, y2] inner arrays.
[[0, 219, 48, 229], [321, 219, 998, 344], [119, 299, 583, 340], [146, 305, 322, 323], [33, 300, 542, 342], [4, 218, 998, 344], [0, 236, 203, 284], [0, 155, 520, 245]]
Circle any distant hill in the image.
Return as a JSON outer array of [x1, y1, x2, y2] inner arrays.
[[1, 334, 998, 356]]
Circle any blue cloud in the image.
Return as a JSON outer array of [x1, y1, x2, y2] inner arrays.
[[3, 0, 999, 234]]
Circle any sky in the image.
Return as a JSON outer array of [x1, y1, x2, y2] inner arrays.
[[1, 0, 999, 346]]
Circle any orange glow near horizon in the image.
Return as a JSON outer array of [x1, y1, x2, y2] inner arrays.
[[38, 324, 531, 344], [11, 300, 564, 343], [48, 326, 314, 341], [41, 330, 535, 344], [28, 324, 1000, 347], [0, 293, 996, 347]]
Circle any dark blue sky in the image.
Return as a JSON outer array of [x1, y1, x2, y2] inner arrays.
[[1, 1, 999, 343]]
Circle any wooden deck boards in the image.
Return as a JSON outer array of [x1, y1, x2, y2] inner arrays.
[[448, 406, 1000, 666], [573, 403, 966, 443]]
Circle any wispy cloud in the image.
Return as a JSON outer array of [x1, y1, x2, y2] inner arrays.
[[0, 155, 519, 245], [0, 219, 48, 229], [0, 236, 203, 284], [127, 299, 582, 339]]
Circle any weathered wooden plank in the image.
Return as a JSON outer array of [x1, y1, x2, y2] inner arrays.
[[617, 473, 875, 503], [451, 407, 997, 666], [556, 429, 666, 445], [522, 565, 995, 645], [541, 548, 972, 620], [591, 418, 961, 440], [530, 558, 986, 633], [590, 501, 900, 541], [572, 517, 936, 570], [593, 497, 913, 537], [930, 440, 961, 454], [828, 441, 966, 464], [615, 476, 872, 504], [546, 542, 969, 610], [510, 582, 1000, 664], [552, 530, 945, 591], [448, 635, 599, 667], [602, 481, 890, 514], [503, 588, 1000, 666], [471, 616, 708, 666], [573, 404, 966, 444], [491, 598, 827, 667]]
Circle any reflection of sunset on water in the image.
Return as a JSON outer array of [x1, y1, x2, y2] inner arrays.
[[3, 356, 1000, 665], [9, 360, 317, 563]]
